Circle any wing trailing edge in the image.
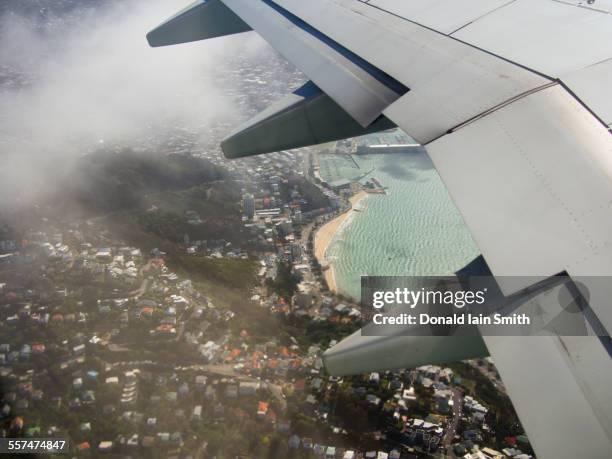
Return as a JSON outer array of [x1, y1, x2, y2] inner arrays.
[[146, 0, 250, 47]]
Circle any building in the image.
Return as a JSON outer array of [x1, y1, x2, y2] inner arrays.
[[243, 194, 255, 219], [355, 143, 420, 155], [290, 242, 302, 261], [257, 401, 269, 419]]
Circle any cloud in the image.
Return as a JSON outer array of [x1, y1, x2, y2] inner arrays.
[[0, 0, 268, 208]]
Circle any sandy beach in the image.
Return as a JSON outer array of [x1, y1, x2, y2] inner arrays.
[[314, 190, 368, 293]]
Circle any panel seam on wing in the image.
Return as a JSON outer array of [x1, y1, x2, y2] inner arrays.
[[448, 0, 519, 36], [437, 81, 558, 138], [360, 0, 555, 82], [492, 113, 599, 266]]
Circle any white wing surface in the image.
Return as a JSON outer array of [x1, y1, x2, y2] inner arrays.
[[148, 2, 612, 456]]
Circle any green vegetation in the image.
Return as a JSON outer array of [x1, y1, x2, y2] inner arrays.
[[268, 262, 300, 301], [65, 148, 227, 213], [280, 176, 330, 212], [177, 256, 256, 291]]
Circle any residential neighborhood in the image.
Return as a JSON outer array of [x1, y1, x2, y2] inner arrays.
[[0, 157, 533, 458]]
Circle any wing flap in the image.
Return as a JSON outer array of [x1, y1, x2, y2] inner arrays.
[[221, 81, 395, 158], [422, 85, 612, 305], [484, 335, 612, 458], [323, 333, 488, 377]]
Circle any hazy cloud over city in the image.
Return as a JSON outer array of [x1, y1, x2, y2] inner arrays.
[[0, 0, 267, 208]]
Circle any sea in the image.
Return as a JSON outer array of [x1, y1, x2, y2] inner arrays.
[[318, 133, 480, 300]]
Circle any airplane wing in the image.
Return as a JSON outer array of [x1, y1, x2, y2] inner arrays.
[[147, 1, 612, 457]]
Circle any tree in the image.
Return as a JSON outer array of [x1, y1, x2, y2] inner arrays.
[[272, 262, 299, 301]]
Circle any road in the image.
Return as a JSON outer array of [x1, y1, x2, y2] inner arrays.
[[442, 387, 463, 449], [128, 259, 155, 298], [178, 363, 287, 411]]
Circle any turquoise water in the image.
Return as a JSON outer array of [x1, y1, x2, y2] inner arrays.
[[320, 149, 479, 300]]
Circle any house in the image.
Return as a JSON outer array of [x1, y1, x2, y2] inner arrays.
[[502, 448, 524, 457], [266, 409, 277, 424], [481, 447, 505, 459], [98, 441, 113, 452], [439, 367, 454, 384], [192, 405, 202, 421], [294, 379, 306, 392], [277, 420, 291, 433], [213, 404, 225, 420], [195, 375, 207, 389], [463, 453, 487, 459], [257, 401, 269, 419], [178, 383, 189, 396], [288, 435, 300, 449], [239, 381, 258, 396], [72, 343, 87, 355], [19, 344, 31, 359], [225, 385, 238, 398], [95, 248, 112, 262], [141, 436, 155, 448], [205, 386, 216, 400], [16, 399, 29, 410], [435, 390, 453, 414], [335, 303, 349, 314], [403, 386, 417, 402], [343, 451, 356, 459], [127, 434, 139, 448], [326, 446, 336, 458]]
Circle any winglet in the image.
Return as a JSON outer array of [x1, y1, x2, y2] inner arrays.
[[146, 0, 251, 47]]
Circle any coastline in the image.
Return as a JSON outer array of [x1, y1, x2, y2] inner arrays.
[[314, 190, 368, 294]]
